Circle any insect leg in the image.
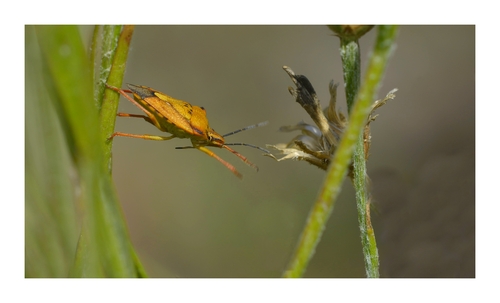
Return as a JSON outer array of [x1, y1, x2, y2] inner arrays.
[[106, 84, 154, 118], [108, 132, 175, 141], [116, 112, 155, 125], [221, 145, 259, 171], [196, 146, 243, 179], [105, 84, 132, 93], [117, 113, 149, 118]]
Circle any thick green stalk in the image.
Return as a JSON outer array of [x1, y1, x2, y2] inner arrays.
[[92, 25, 123, 110], [283, 25, 398, 278], [99, 25, 135, 170], [34, 25, 144, 277]]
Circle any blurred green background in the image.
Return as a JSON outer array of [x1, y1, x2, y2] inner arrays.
[[27, 25, 475, 277]]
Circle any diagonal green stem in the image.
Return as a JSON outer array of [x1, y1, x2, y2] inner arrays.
[[283, 25, 399, 278]]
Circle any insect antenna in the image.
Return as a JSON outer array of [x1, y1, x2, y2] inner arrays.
[[222, 121, 269, 137], [223, 143, 270, 154], [176, 143, 269, 154], [219, 121, 270, 171], [222, 121, 271, 154]]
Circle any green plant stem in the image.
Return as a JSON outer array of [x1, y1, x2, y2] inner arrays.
[[92, 25, 123, 110], [99, 25, 135, 170], [283, 25, 398, 278], [352, 138, 377, 277], [340, 32, 378, 278], [340, 40, 361, 111]]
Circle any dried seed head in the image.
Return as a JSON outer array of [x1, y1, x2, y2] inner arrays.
[[265, 66, 397, 170], [265, 67, 347, 170]]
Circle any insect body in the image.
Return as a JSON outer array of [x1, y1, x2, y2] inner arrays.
[[107, 83, 267, 179]]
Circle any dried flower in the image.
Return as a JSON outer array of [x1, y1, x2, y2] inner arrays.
[[265, 66, 397, 170], [328, 25, 374, 41]]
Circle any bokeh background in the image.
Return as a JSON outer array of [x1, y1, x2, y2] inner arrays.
[[86, 25, 474, 277]]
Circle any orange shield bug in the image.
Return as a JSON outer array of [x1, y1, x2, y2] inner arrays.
[[106, 83, 268, 179]]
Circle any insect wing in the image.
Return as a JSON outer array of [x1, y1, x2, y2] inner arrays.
[[127, 84, 207, 140], [151, 91, 209, 139]]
